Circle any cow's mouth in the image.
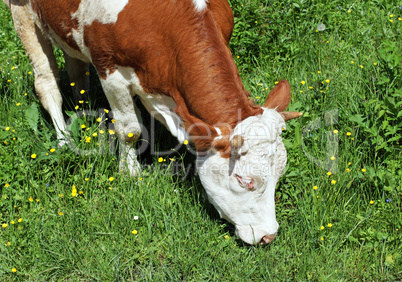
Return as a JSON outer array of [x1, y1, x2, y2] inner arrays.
[[235, 174, 254, 190]]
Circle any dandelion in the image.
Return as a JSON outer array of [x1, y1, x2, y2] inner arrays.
[[80, 90, 85, 94], [128, 132, 134, 138], [158, 157, 164, 163], [70, 82, 75, 86], [5, 183, 10, 187], [79, 191, 83, 195], [28, 71, 32, 75], [321, 237, 324, 241], [6, 126, 10, 131], [132, 229, 138, 234], [347, 10, 351, 13], [104, 109, 109, 113], [351, 60, 354, 64], [50, 148, 55, 153], [331, 156, 335, 160], [79, 100, 84, 104], [92, 132, 98, 137], [12, 268, 17, 273], [327, 223, 333, 228], [321, 225, 325, 230], [346, 168, 350, 172], [29, 196, 34, 202], [109, 177, 114, 182], [81, 124, 86, 129], [109, 129, 115, 135], [333, 129, 338, 134], [309, 86, 313, 90], [361, 168, 366, 172], [31, 154, 37, 159], [369, 200, 374, 205], [99, 130, 104, 134], [85, 136, 91, 143], [2, 223, 7, 228], [236, 55, 240, 59], [59, 211, 64, 216], [36, 199, 40, 202], [72, 185, 77, 197], [313, 186, 318, 190], [11, 220, 15, 224], [16, 102, 21, 106], [301, 81, 306, 85], [183, 139, 189, 145], [97, 117, 102, 122], [18, 218, 22, 223], [275, 81, 279, 84], [346, 132, 351, 136], [75, 105, 79, 110], [331, 180, 336, 184], [224, 235, 230, 239], [5, 242, 11, 246], [325, 79, 330, 83], [327, 171, 332, 176], [359, 65, 364, 69]]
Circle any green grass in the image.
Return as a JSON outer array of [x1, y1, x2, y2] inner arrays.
[[1, 0, 401, 280]]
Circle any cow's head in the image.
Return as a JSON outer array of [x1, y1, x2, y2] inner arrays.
[[196, 80, 302, 245]]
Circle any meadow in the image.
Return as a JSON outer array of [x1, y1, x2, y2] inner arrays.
[[0, 0, 401, 280]]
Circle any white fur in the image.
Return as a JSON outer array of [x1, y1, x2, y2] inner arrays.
[[197, 109, 286, 245], [192, 0, 208, 12]]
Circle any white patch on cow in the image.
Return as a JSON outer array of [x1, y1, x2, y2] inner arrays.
[[192, 0, 208, 12], [197, 108, 286, 245], [69, 0, 129, 61], [136, 94, 189, 143]]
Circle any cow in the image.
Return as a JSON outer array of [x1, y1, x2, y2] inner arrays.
[[3, 0, 302, 245]]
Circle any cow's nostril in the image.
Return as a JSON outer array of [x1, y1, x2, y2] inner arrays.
[[260, 233, 277, 245]]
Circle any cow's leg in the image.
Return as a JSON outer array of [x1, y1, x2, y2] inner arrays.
[[10, 3, 68, 146], [65, 54, 89, 103], [100, 69, 143, 177]]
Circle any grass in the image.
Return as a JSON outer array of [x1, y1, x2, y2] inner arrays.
[[1, 0, 401, 280]]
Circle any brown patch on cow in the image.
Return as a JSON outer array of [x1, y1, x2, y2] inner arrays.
[[31, 0, 81, 50]]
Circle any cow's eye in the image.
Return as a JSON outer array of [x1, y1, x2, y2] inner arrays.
[[235, 174, 254, 190]]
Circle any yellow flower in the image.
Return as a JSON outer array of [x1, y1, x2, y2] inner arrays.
[[85, 71, 90, 76], [321, 237, 324, 241], [224, 235, 230, 239], [29, 196, 34, 202], [2, 223, 8, 228], [80, 90, 85, 94], [236, 55, 240, 59], [79, 100, 84, 104], [158, 157, 164, 163], [325, 79, 330, 83], [72, 185, 77, 197], [92, 132, 98, 137], [50, 148, 55, 153], [59, 211, 63, 216], [128, 132, 134, 138], [183, 139, 189, 145], [390, 19, 393, 22], [331, 156, 335, 160], [346, 168, 350, 172], [109, 129, 115, 135], [81, 124, 86, 129], [313, 186, 318, 190], [28, 71, 32, 75], [327, 171, 332, 176], [361, 168, 366, 172], [5, 241, 11, 246], [331, 180, 336, 184], [390, 14, 394, 17], [132, 229, 138, 235], [327, 223, 333, 228], [359, 65, 364, 69], [318, 71, 321, 74], [109, 177, 114, 182], [75, 105, 79, 110], [309, 86, 313, 90], [36, 199, 40, 202], [79, 191, 83, 195], [346, 132, 351, 136], [70, 82, 75, 86], [275, 81, 279, 84], [369, 200, 374, 205], [347, 10, 351, 13], [16, 102, 21, 106], [97, 117, 102, 122], [12, 268, 17, 273], [111, 119, 115, 124], [6, 126, 10, 131], [85, 137, 91, 143], [18, 218, 22, 223], [301, 81, 306, 85], [104, 109, 109, 113], [85, 178, 89, 181], [333, 129, 338, 134], [5, 183, 10, 187], [351, 60, 354, 64], [99, 130, 104, 134], [11, 220, 15, 224], [31, 154, 37, 159]]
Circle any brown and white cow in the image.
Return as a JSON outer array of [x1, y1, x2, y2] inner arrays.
[[4, 0, 302, 245]]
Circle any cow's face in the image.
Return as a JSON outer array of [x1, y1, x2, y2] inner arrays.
[[197, 109, 286, 245]]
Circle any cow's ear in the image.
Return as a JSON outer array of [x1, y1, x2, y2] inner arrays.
[[263, 80, 291, 112]]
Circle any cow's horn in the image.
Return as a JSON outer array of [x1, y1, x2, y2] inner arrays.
[[280, 111, 303, 121], [231, 135, 244, 149]]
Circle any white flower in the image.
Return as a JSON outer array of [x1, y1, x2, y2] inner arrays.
[[317, 23, 326, 31], [134, 216, 139, 220]]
